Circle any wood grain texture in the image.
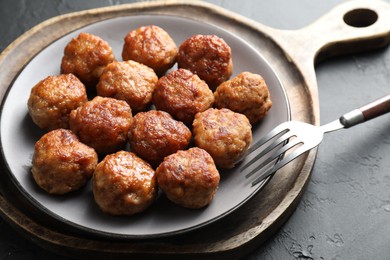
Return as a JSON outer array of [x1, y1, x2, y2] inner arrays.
[[0, 0, 389, 259], [360, 94, 390, 120]]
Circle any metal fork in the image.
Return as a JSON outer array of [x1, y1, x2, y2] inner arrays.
[[243, 95, 390, 186]]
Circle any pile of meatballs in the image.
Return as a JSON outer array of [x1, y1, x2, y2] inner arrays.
[[27, 25, 272, 216]]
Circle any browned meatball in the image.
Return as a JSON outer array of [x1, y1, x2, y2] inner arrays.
[[122, 25, 177, 76], [214, 72, 272, 124], [31, 129, 98, 195], [128, 110, 191, 167], [152, 69, 214, 125], [69, 96, 133, 154], [96, 60, 158, 113], [61, 32, 115, 88], [177, 34, 233, 90], [27, 74, 88, 131], [156, 147, 220, 209], [92, 151, 157, 216], [192, 108, 252, 169]]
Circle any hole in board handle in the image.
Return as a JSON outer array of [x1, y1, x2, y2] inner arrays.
[[343, 8, 378, 28]]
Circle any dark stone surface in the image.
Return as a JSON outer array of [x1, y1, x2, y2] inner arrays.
[[1, 0, 390, 259]]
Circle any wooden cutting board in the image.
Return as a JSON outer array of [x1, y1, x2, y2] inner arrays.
[[0, 0, 389, 259]]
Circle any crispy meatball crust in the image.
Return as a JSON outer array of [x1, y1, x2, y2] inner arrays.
[[96, 60, 158, 113], [156, 147, 220, 209], [122, 25, 177, 76], [152, 69, 214, 125], [214, 72, 272, 124], [27, 74, 88, 131], [192, 108, 252, 169], [31, 129, 98, 195], [61, 32, 115, 88], [177, 34, 233, 90], [128, 110, 191, 167], [92, 151, 157, 216], [69, 96, 133, 155]]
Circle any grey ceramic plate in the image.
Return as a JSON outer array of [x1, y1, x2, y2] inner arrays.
[[0, 15, 290, 239]]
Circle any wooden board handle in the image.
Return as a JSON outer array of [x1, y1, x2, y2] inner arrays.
[[269, 0, 390, 65], [264, 0, 390, 127], [307, 0, 390, 62]]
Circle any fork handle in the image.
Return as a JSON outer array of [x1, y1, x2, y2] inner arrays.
[[340, 94, 390, 128]]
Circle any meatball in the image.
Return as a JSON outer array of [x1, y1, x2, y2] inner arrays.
[[69, 96, 133, 155], [61, 32, 115, 88], [152, 69, 214, 125], [96, 60, 158, 113], [31, 129, 98, 195], [214, 72, 272, 124], [192, 108, 252, 169], [156, 147, 220, 209], [128, 110, 191, 167], [92, 151, 157, 216], [27, 74, 88, 131], [177, 34, 233, 90], [122, 25, 177, 76]]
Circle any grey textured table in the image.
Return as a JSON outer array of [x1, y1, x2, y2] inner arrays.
[[1, 0, 390, 259]]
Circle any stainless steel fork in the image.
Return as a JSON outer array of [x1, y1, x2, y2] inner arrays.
[[243, 95, 390, 186]]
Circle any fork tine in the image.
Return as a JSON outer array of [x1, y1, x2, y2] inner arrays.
[[247, 122, 291, 154], [241, 129, 295, 172], [244, 137, 302, 178], [250, 144, 311, 186]]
